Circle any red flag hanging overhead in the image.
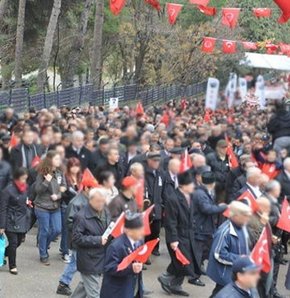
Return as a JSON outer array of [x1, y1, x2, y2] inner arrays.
[[175, 247, 190, 265], [189, 0, 209, 5], [80, 169, 98, 190], [202, 37, 216, 53], [277, 199, 290, 232], [266, 43, 279, 54], [251, 227, 271, 273], [274, 0, 290, 23], [134, 238, 159, 263], [222, 8, 240, 28], [242, 41, 258, 51], [145, 0, 161, 11], [222, 40, 237, 54], [197, 5, 217, 16], [31, 156, 41, 168], [110, 0, 126, 15], [166, 3, 183, 25], [117, 239, 159, 271], [179, 149, 193, 173], [143, 204, 155, 236], [280, 43, 290, 56], [253, 8, 272, 18], [110, 212, 125, 238], [136, 102, 144, 115]]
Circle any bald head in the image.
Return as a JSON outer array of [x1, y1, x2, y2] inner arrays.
[[246, 167, 262, 187], [168, 158, 181, 175], [89, 188, 107, 211], [229, 201, 252, 226], [256, 196, 271, 215]]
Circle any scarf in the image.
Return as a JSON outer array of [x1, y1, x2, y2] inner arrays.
[[14, 180, 28, 193]]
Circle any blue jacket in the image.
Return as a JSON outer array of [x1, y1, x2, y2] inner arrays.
[[100, 234, 143, 298], [207, 220, 249, 286], [214, 282, 254, 298], [192, 186, 227, 241]]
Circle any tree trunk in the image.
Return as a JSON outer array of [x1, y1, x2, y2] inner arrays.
[[37, 0, 62, 92], [90, 0, 104, 89], [62, 0, 93, 89], [0, 0, 8, 19], [14, 0, 26, 87]]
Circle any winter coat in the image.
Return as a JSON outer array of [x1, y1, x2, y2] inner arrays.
[[276, 171, 290, 202], [207, 220, 250, 286], [214, 282, 255, 298], [0, 160, 12, 190], [72, 204, 111, 275], [100, 234, 143, 298], [267, 110, 290, 141], [65, 145, 94, 171], [192, 186, 227, 241], [0, 183, 29, 233]]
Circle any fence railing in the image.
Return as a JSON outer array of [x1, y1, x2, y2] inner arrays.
[[0, 81, 207, 113]]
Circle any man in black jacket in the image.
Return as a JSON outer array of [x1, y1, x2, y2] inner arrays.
[[158, 170, 201, 296], [276, 157, 290, 202], [91, 137, 110, 170], [71, 188, 110, 298], [65, 130, 94, 171], [192, 172, 227, 284]]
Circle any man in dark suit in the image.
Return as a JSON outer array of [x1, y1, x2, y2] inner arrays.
[[276, 157, 290, 202], [158, 170, 201, 296], [100, 213, 145, 298], [65, 130, 94, 171]]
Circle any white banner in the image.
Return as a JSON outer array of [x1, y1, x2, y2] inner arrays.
[[255, 75, 265, 109], [205, 78, 220, 111], [239, 78, 247, 100], [225, 73, 237, 108], [109, 97, 119, 109]]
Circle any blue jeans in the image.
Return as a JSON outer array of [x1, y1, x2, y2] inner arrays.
[[60, 204, 69, 255], [35, 208, 62, 259], [60, 250, 77, 286]]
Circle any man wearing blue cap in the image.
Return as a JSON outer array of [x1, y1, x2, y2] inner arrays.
[[214, 256, 261, 298]]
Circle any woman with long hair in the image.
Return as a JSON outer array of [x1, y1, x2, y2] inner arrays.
[[0, 168, 29, 274], [34, 150, 66, 265], [60, 157, 81, 262]]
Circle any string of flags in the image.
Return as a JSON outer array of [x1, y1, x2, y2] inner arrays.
[[201, 37, 290, 56], [109, 0, 290, 25]]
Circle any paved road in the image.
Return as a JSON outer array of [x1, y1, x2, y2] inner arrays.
[[0, 229, 289, 298]]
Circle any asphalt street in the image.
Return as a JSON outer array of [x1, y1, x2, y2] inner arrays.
[[0, 228, 289, 298]]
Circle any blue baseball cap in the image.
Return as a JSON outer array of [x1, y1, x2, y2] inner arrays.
[[232, 256, 261, 274]]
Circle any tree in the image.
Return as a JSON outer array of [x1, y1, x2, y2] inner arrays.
[[90, 0, 104, 89], [14, 0, 26, 87], [0, 0, 8, 19], [37, 0, 62, 92]]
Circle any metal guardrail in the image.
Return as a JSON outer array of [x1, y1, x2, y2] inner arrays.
[[0, 82, 207, 113]]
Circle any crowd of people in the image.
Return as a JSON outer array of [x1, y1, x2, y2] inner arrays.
[[0, 89, 290, 298]]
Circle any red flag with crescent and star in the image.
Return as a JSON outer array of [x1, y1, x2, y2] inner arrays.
[[175, 247, 190, 265], [277, 198, 290, 232], [197, 5, 217, 16], [222, 8, 240, 28], [110, 212, 126, 238], [251, 227, 271, 273], [222, 40, 237, 54], [166, 3, 183, 25], [274, 0, 290, 23], [202, 37, 216, 53], [143, 204, 155, 236], [253, 8, 272, 18], [110, 0, 126, 15]]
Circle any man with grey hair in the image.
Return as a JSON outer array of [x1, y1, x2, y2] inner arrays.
[[71, 188, 111, 298], [66, 130, 94, 171], [207, 201, 252, 297]]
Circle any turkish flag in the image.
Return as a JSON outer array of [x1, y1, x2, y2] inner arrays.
[[251, 227, 271, 273], [197, 5, 217, 16], [274, 0, 290, 23], [242, 41, 258, 51], [277, 199, 290, 232], [225, 135, 239, 169], [175, 247, 190, 265], [135, 179, 144, 210], [134, 238, 159, 263], [189, 0, 209, 5], [266, 43, 279, 54], [203, 109, 211, 123], [280, 43, 290, 56], [145, 0, 161, 11], [253, 8, 272, 18], [136, 102, 144, 115], [9, 132, 19, 149], [160, 112, 170, 127], [179, 149, 193, 173], [110, 0, 126, 15], [222, 40, 237, 54], [202, 37, 216, 53], [143, 204, 155, 236], [111, 212, 125, 238], [167, 3, 183, 25], [260, 163, 280, 179], [80, 169, 99, 190], [222, 8, 240, 28], [31, 156, 41, 168], [223, 189, 259, 217], [117, 239, 159, 271]]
